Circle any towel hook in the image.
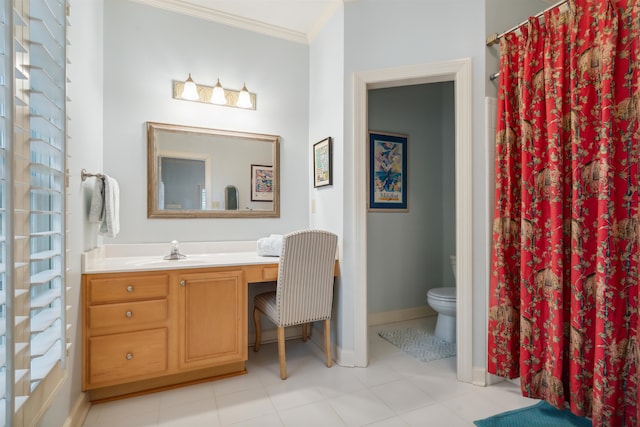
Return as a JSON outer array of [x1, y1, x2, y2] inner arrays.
[[81, 168, 105, 182]]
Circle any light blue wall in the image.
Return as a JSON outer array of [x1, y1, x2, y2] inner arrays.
[[309, 7, 344, 236], [308, 9, 346, 346], [103, 0, 310, 243], [367, 83, 455, 314], [339, 0, 487, 367]]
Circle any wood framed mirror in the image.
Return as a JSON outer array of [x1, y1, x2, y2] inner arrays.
[[147, 122, 280, 218]]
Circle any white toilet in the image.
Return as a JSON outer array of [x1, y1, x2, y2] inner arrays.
[[427, 255, 457, 343]]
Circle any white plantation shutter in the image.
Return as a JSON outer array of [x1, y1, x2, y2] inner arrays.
[[1, 0, 67, 425], [28, 0, 65, 391], [0, 1, 9, 423]]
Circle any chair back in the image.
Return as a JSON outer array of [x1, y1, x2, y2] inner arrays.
[[275, 230, 338, 327]]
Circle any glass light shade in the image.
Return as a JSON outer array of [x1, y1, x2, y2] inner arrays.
[[236, 83, 252, 108], [182, 74, 199, 100], [210, 78, 227, 105]]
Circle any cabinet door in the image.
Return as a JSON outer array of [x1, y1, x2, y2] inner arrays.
[[178, 270, 247, 369]]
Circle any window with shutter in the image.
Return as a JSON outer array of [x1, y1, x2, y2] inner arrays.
[[0, 1, 9, 424], [1, 0, 67, 425], [28, 0, 65, 391]]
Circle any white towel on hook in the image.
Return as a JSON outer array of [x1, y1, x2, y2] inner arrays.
[[88, 177, 104, 223], [88, 174, 120, 238]]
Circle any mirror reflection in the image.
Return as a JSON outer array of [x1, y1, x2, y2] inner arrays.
[[147, 122, 280, 218], [225, 185, 239, 210]]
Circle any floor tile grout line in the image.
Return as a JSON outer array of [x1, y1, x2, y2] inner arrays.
[[83, 317, 535, 427]]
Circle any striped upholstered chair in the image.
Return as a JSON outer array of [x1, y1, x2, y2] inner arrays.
[[253, 229, 338, 379]]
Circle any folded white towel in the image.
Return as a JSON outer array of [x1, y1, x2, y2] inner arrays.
[[103, 176, 120, 237], [88, 178, 104, 223], [257, 234, 283, 257], [88, 174, 120, 238]]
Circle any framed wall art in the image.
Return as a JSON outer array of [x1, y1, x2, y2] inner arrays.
[[251, 164, 273, 201], [313, 137, 332, 188], [368, 131, 408, 211]]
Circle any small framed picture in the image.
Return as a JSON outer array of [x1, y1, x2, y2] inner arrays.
[[313, 137, 332, 188], [368, 131, 408, 211], [251, 164, 273, 201]]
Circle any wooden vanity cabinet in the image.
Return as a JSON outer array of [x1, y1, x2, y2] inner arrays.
[[82, 267, 248, 401]]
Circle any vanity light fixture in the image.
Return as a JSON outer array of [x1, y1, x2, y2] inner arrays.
[[181, 73, 199, 101], [172, 76, 257, 110], [210, 78, 227, 105]]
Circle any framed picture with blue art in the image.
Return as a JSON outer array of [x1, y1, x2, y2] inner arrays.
[[368, 131, 408, 211], [251, 164, 273, 201], [313, 137, 332, 188]]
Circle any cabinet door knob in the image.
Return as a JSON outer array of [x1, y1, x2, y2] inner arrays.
[[125, 311, 133, 318], [180, 280, 186, 287], [126, 353, 133, 360], [126, 285, 134, 292]]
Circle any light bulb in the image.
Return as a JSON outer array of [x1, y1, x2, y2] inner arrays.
[[210, 78, 227, 105], [182, 73, 199, 100], [236, 83, 252, 108]]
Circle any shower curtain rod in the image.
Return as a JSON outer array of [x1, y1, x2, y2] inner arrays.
[[485, 0, 568, 47], [486, 0, 568, 80]]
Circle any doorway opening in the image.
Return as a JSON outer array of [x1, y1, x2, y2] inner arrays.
[[352, 59, 473, 383], [366, 81, 456, 358]]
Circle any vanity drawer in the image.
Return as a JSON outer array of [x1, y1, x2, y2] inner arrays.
[[262, 266, 279, 281], [88, 328, 168, 386], [88, 299, 168, 329], [88, 274, 169, 304]]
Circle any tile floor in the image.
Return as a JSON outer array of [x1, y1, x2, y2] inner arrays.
[[82, 317, 537, 426]]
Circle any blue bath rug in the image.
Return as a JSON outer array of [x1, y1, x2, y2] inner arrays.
[[377, 327, 455, 362], [474, 400, 592, 427]]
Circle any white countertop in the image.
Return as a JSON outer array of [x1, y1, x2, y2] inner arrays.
[[82, 241, 280, 274]]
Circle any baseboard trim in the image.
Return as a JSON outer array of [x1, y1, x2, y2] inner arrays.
[[472, 367, 488, 386], [63, 392, 91, 427], [335, 345, 357, 367], [248, 324, 305, 347], [368, 306, 436, 326], [251, 322, 358, 370]]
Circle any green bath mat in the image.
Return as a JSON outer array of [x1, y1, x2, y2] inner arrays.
[[474, 400, 592, 427]]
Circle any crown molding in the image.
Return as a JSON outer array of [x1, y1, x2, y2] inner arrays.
[[307, 1, 342, 43], [131, 0, 310, 44]]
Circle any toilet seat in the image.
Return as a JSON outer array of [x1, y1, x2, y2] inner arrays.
[[427, 287, 456, 301]]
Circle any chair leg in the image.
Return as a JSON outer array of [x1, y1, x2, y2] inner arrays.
[[302, 323, 309, 342], [324, 319, 332, 368], [253, 307, 261, 352], [278, 326, 287, 379]]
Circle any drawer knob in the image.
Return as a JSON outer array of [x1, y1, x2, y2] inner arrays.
[[180, 280, 186, 287], [125, 311, 133, 318], [126, 353, 133, 360], [126, 285, 134, 292]]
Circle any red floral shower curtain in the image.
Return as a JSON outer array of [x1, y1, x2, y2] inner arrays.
[[488, 0, 639, 425]]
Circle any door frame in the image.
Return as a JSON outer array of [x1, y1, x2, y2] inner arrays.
[[352, 58, 474, 383]]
